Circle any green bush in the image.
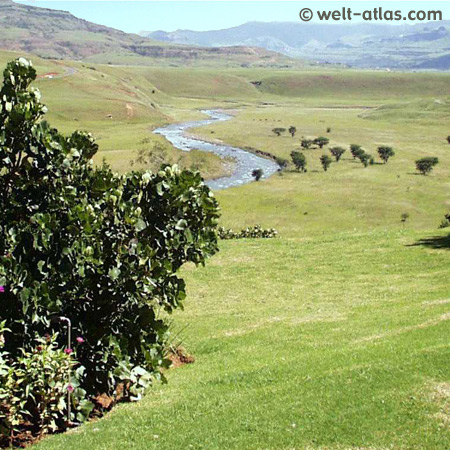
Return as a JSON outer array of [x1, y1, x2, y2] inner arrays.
[[329, 146, 346, 162], [350, 144, 362, 159], [0, 330, 90, 444], [218, 226, 278, 240], [290, 151, 307, 172], [320, 154, 332, 172], [377, 146, 395, 164], [314, 137, 329, 149], [415, 157, 439, 175], [252, 168, 263, 181], [0, 56, 220, 412]]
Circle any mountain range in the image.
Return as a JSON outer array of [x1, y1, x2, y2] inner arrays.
[[0, 0, 297, 67], [142, 21, 450, 69]]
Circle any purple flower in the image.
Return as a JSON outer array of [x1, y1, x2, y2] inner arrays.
[[67, 384, 74, 393], [0, 286, 4, 293], [64, 348, 73, 355], [76, 337, 85, 344]]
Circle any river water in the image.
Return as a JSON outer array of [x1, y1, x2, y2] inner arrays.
[[153, 110, 279, 190]]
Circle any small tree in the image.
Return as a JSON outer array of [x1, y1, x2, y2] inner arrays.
[[416, 157, 439, 175], [320, 154, 332, 172], [272, 127, 286, 136], [252, 168, 263, 181], [326, 127, 331, 133], [288, 126, 297, 137], [329, 146, 346, 162], [350, 144, 362, 159], [446, 136, 450, 144], [314, 136, 330, 149], [377, 146, 395, 164], [301, 138, 313, 149], [290, 151, 307, 172], [359, 152, 372, 167]]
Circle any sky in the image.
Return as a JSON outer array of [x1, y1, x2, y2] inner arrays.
[[15, 1, 450, 33]]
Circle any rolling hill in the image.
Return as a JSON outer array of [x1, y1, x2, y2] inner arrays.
[[142, 20, 450, 70], [0, 0, 299, 67]]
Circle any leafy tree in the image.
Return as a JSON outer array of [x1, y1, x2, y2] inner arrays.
[[359, 152, 372, 167], [0, 58, 220, 402], [326, 127, 331, 133], [416, 157, 439, 175], [329, 146, 346, 162], [301, 138, 313, 149], [272, 127, 286, 136], [350, 144, 362, 159], [313, 136, 329, 149], [288, 126, 297, 137], [377, 146, 395, 163], [290, 151, 307, 172], [320, 154, 332, 172], [447, 135, 450, 144], [252, 168, 263, 181]]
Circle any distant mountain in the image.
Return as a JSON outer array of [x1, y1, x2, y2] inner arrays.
[[141, 21, 450, 69], [0, 0, 298, 67]]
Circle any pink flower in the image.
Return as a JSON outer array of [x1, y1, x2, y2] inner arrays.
[[0, 286, 4, 293], [64, 348, 73, 355], [76, 337, 85, 344], [67, 384, 74, 393]]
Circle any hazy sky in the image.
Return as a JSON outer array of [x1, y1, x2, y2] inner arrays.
[[16, 1, 450, 33]]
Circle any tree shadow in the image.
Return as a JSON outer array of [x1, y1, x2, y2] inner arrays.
[[408, 235, 450, 250]]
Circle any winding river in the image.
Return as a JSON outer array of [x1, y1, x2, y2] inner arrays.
[[153, 110, 279, 190]]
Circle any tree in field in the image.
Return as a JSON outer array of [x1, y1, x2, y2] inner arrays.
[[359, 152, 372, 167], [272, 127, 286, 136], [447, 136, 450, 144], [301, 138, 313, 149], [290, 151, 307, 172], [314, 136, 330, 149], [401, 212, 409, 228], [329, 146, 346, 162], [416, 157, 439, 175], [252, 168, 263, 181], [350, 144, 362, 159], [320, 154, 332, 172], [326, 127, 331, 133], [0, 58, 220, 405], [377, 146, 395, 164], [288, 126, 297, 137]]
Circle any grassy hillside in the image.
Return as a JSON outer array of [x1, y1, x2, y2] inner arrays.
[[0, 0, 300, 68], [1, 50, 448, 449]]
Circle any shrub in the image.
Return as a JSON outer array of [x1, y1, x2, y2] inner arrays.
[[377, 146, 395, 163], [313, 137, 329, 149], [350, 144, 362, 159], [0, 331, 90, 444], [301, 138, 313, 149], [272, 127, 286, 136], [288, 126, 296, 137], [320, 154, 332, 172], [415, 157, 439, 175], [252, 168, 263, 181], [0, 57, 220, 411], [359, 152, 372, 167], [446, 136, 450, 144], [218, 226, 278, 240], [326, 127, 331, 133], [329, 146, 346, 162], [290, 151, 307, 172]]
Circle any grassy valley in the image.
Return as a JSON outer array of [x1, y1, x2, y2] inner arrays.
[[0, 9, 449, 445]]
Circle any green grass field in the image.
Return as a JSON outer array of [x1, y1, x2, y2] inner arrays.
[[1, 49, 448, 450]]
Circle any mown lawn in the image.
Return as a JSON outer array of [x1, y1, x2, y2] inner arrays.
[[36, 229, 449, 450]]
